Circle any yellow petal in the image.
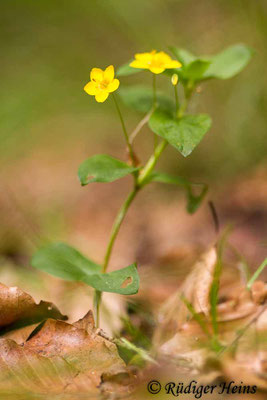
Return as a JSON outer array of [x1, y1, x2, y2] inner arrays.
[[107, 78, 120, 93], [90, 68, 104, 82], [84, 81, 97, 95], [165, 60, 182, 69], [149, 66, 165, 74], [95, 91, 109, 103], [130, 60, 149, 69], [135, 51, 154, 62], [156, 51, 171, 62], [104, 65, 114, 82]]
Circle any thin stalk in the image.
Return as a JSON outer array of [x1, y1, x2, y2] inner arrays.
[[102, 188, 139, 273], [112, 93, 136, 165], [152, 74, 158, 149], [178, 83, 194, 119], [174, 84, 179, 117], [138, 139, 168, 187], [95, 187, 139, 327], [129, 74, 158, 145], [152, 74, 157, 108], [178, 97, 189, 119], [247, 258, 267, 290], [129, 109, 153, 144]]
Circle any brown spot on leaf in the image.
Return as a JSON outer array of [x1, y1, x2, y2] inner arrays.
[[121, 276, 133, 288]]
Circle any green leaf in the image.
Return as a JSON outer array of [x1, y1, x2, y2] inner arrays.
[[170, 44, 253, 82], [149, 171, 188, 186], [149, 110, 212, 157], [181, 59, 211, 81], [169, 47, 196, 66], [118, 85, 174, 114], [32, 242, 139, 295], [203, 44, 253, 79], [186, 183, 208, 214], [149, 171, 208, 214], [117, 61, 142, 77], [78, 154, 138, 185], [114, 338, 157, 366]]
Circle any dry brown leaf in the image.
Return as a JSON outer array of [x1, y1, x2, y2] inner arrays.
[[154, 247, 217, 345], [0, 311, 128, 397], [0, 282, 67, 334], [154, 244, 267, 392], [251, 281, 267, 305]]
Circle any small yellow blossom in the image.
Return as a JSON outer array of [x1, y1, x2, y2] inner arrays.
[[130, 50, 181, 74], [171, 73, 179, 86], [84, 65, 120, 103]]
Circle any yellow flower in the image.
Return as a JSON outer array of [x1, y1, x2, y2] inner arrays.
[[130, 50, 182, 74], [84, 65, 120, 103]]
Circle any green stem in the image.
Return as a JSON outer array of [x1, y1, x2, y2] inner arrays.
[[95, 187, 139, 327], [152, 74, 158, 149], [102, 188, 139, 273], [138, 139, 168, 187], [178, 82, 195, 118], [152, 74, 157, 108], [112, 93, 136, 165], [177, 96, 188, 119], [174, 84, 179, 117]]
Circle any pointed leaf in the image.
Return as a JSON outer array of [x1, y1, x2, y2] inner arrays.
[[78, 154, 138, 185], [203, 44, 253, 79], [32, 243, 139, 295], [181, 59, 211, 81], [169, 46, 196, 66], [149, 110, 212, 157], [118, 85, 174, 114], [149, 171, 208, 214]]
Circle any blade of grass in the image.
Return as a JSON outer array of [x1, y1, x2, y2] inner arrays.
[[209, 258, 222, 337], [114, 337, 158, 365], [247, 258, 267, 290], [181, 295, 210, 337], [209, 226, 231, 338], [228, 243, 251, 284]]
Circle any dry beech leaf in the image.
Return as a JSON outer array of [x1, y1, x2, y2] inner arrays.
[[222, 355, 267, 392], [0, 282, 67, 335], [251, 281, 267, 305], [0, 311, 128, 397], [156, 246, 267, 383], [216, 286, 258, 323], [155, 247, 217, 344], [179, 246, 217, 315]]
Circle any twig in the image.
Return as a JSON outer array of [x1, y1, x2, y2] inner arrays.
[[217, 304, 267, 357], [129, 109, 153, 144]]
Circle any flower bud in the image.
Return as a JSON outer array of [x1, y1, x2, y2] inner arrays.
[[171, 73, 178, 86]]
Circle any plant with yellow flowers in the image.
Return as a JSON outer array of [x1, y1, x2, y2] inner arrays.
[[31, 45, 253, 326]]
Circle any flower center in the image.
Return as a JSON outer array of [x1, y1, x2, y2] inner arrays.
[[150, 58, 164, 68], [97, 80, 109, 90]]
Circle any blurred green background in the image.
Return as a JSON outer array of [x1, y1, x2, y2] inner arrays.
[[1, 0, 267, 179]]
